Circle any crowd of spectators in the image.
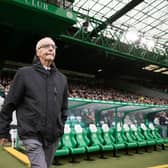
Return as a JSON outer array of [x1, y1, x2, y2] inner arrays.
[[0, 75, 168, 105], [69, 81, 168, 105]]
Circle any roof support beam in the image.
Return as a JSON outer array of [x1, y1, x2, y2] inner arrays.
[[90, 0, 144, 37]]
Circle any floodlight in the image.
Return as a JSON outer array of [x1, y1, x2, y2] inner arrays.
[[125, 28, 139, 43]]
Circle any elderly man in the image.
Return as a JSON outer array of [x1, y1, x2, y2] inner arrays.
[[0, 37, 68, 168]]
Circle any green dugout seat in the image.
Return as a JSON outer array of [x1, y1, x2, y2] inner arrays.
[[130, 124, 147, 148], [101, 124, 114, 148], [112, 124, 126, 152], [148, 123, 165, 149], [123, 124, 138, 152], [88, 124, 113, 158], [55, 139, 69, 157], [164, 138, 168, 144], [54, 139, 69, 165], [114, 123, 126, 150], [140, 123, 156, 149], [101, 124, 115, 148], [74, 124, 100, 160], [101, 124, 119, 156], [109, 126, 122, 156], [97, 126, 105, 145], [137, 126, 147, 142], [61, 124, 85, 162]]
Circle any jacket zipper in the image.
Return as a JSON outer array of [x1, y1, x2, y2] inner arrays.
[[45, 74, 48, 125]]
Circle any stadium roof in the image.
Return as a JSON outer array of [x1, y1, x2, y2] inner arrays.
[[0, 0, 168, 79], [73, 0, 168, 52]]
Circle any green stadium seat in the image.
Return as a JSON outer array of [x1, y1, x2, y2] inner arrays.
[[130, 124, 147, 149], [101, 124, 115, 156], [74, 124, 99, 160], [122, 124, 138, 153], [54, 139, 69, 165], [55, 139, 69, 157], [97, 126, 105, 145], [140, 123, 157, 150], [88, 124, 113, 158], [111, 124, 126, 154], [61, 124, 85, 162], [148, 123, 165, 149]]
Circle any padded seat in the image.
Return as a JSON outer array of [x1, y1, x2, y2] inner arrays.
[[148, 123, 165, 144], [74, 124, 100, 153], [55, 140, 69, 157], [62, 124, 85, 155], [140, 123, 156, 146], [130, 124, 147, 147], [123, 124, 137, 149], [88, 124, 114, 158], [114, 123, 126, 150]]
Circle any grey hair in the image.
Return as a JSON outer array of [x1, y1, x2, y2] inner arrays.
[[35, 37, 55, 52]]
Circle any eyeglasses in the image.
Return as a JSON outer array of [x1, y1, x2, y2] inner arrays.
[[38, 44, 57, 50]]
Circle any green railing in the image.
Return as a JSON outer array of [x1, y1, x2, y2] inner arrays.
[[60, 11, 168, 67]]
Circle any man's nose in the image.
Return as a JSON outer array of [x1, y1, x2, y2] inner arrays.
[[48, 45, 54, 50], [48, 45, 53, 49]]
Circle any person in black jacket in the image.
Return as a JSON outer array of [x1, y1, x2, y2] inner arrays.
[[0, 37, 68, 168], [159, 112, 168, 138]]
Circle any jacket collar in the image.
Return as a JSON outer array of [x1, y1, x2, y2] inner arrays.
[[32, 55, 57, 74]]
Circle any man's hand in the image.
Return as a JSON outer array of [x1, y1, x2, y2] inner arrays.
[[0, 138, 9, 146]]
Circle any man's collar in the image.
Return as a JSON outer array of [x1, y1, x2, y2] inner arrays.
[[33, 56, 58, 73], [43, 65, 51, 70]]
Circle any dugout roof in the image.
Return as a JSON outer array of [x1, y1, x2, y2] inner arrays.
[[68, 98, 168, 124]]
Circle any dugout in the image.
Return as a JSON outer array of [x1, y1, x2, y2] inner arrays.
[[68, 97, 168, 127]]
